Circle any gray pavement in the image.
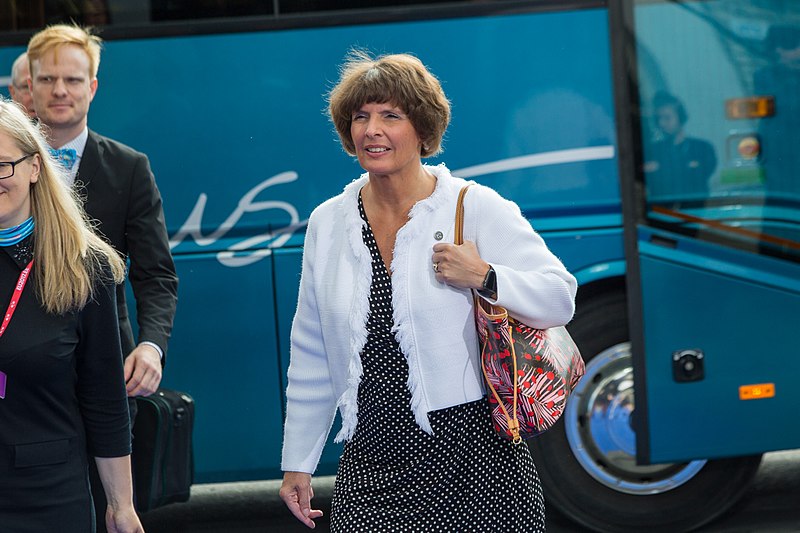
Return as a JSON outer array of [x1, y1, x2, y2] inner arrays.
[[140, 451, 800, 532], [140, 477, 334, 533]]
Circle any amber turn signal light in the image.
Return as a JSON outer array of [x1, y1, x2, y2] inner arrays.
[[739, 383, 775, 400], [726, 96, 775, 119]]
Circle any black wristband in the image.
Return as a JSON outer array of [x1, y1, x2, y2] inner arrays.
[[478, 266, 497, 300]]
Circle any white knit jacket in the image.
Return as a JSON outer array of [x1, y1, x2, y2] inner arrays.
[[281, 164, 577, 473]]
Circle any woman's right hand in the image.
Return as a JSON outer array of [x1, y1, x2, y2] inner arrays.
[[280, 471, 324, 529], [106, 504, 144, 533]]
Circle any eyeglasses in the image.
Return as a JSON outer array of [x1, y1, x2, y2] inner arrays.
[[0, 154, 35, 179]]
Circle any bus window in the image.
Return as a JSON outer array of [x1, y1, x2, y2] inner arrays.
[[278, 0, 457, 14], [1, 0, 489, 31], [635, 0, 800, 262], [151, 1, 274, 22]]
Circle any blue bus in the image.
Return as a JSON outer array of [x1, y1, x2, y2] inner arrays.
[[2, 1, 798, 531]]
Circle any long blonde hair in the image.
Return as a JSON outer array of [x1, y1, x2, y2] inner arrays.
[[0, 98, 125, 314]]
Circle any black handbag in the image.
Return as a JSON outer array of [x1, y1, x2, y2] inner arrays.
[[131, 388, 195, 512]]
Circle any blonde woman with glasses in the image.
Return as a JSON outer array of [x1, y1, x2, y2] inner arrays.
[[0, 99, 143, 533]]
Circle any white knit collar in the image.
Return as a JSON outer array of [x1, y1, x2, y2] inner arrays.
[[334, 163, 457, 439], [339, 163, 454, 224]]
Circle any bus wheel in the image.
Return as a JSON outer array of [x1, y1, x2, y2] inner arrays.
[[527, 290, 762, 532]]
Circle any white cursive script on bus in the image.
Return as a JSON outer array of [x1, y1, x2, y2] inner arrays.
[[168, 171, 307, 267], [168, 147, 616, 268]]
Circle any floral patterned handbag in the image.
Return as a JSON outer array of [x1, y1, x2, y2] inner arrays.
[[455, 185, 585, 443]]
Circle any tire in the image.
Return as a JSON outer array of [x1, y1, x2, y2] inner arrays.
[[528, 290, 762, 532]]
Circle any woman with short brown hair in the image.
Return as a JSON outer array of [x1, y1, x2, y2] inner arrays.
[[280, 51, 576, 531]]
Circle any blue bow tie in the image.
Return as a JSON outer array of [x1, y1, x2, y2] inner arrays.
[[49, 147, 78, 170]]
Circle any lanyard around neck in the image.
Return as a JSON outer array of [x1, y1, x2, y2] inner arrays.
[[0, 260, 33, 339]]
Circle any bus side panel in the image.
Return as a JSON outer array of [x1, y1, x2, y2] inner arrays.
[[639, 235, 800, 462], [91, 8, 618, 239], [541, 227, 624, 277], [167, 253, 285, 482], [16, 7, 618, 482]]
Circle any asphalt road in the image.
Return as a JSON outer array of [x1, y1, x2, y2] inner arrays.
[[139, 450, 800, 532]]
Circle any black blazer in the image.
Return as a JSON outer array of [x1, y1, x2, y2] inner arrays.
[[77, 130, 178, 360]]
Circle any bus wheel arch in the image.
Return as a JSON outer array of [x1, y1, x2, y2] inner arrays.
[[527, 288, 762, 532]]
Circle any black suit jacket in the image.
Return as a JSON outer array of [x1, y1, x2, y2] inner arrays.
[[77, 130, 178, 360]]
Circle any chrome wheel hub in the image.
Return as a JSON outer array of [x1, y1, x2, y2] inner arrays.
[[564, 342, 706, 495]]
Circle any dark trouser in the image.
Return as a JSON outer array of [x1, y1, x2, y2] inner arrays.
[[90, 397, 138, 533]]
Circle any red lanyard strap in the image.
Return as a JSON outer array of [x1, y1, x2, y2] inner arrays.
[[0, 259, 33, 339]]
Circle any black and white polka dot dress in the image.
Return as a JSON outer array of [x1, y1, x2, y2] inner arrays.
[[329, 195, 546, 532]]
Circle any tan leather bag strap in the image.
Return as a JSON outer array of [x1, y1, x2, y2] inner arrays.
[[456, 182, 522, 443], [455, 184, 472, 246]]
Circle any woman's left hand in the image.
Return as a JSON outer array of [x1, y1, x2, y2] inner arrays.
[[106, 504, 145, 533], [432, 241, 490, 289]]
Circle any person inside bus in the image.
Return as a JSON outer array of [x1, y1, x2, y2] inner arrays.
[[279, 50, 576, 532], [7, 53, 36, 119], [0, 98, 143, 533], [643, 91, 717, 199], [26, 24, 178, 531]]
